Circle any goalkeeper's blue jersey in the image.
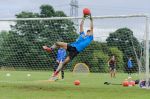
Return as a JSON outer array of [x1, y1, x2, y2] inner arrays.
[[56, 48, 66, 62], [70, 31, 93, 52]]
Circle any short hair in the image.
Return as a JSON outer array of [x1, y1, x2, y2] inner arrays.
[[87, 30, 91, 32]]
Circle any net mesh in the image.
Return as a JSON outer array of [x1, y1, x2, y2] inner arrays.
[[73, 63, 89, 74], [0, 15, 149, 87]]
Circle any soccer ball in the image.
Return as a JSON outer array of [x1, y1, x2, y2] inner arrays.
[[6, 73, 11, 77], [74, 80, 80, 86], [27, 74, 31, 77], [83, 8, 91, 15], [122, 80, 129, 87]]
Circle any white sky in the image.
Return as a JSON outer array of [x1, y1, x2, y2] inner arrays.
[[0, 0, 150, 18], [0, 0, 150, 41]]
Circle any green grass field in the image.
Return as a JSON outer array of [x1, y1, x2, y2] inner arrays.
[[0, 71, 150, 99]]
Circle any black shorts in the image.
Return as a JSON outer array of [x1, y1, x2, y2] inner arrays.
[[67, 44, 79, 60], [109, 65, 116, 71]]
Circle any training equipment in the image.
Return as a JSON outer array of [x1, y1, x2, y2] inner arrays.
[[27, 74, 31, 77], [104, 82, 122, 85], [74, 80, 80, 85], [83, 8, 91, 15], [139, 80, 150, 88], [73, 63, 89, 74], [122, 81, 129, 87], [0, 14, 149, 89], [129, 81, 135, 86], [6, 73, 11, 77]]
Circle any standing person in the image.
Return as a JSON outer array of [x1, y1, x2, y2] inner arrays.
[[108, 55, 116, 78], [54, 48, 66, 79], [43, 14, 93, 81], [127, 57, 133, 76]]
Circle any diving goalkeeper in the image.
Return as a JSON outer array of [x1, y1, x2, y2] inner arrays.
[[43, 14, 93, 81]]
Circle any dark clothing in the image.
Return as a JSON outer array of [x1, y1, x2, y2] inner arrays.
[[67, 44, 79, 60], [109, 59, 116, 71], [109, 60, 116, 65], [109, 65, 116, 71]]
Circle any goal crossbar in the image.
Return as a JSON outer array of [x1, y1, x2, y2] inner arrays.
[[0, 14, 149, 21]]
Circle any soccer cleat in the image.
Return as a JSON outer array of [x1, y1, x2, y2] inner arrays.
[[42, 46, 53, 53], [104, 82, 111, 85], [48, 76, 58, 81]]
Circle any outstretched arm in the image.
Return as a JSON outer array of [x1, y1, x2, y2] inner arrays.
[[89, 14, 93, 35], [80, 16, 85, 33]]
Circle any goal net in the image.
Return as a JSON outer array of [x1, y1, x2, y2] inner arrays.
[[0, 15, 149, 88]]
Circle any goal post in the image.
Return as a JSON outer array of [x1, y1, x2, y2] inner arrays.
[[0, 14, 149, 88], [145, 16, 149, 89]]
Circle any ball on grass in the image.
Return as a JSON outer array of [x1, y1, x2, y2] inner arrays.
[[83, 8, 91, 15], [6, 73, 11, 77], [122, 81, 129, 87], [27, 74, 31, 77], [74, 80, 80, 86]]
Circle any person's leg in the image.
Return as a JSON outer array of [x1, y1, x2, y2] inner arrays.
[[128, 68, 131, 76], [111, 72, 113, 78], [127, 68, 130, 75], [53, 56, 70, 77], [113, 69, 116, 78], [54, 62, 59, 72], [51, 42, 68, 50], [54, 45, 79, 76], [58, 62, 64, 79], [50, 45, 78, 81], [130, 68, 132, 75], [109, 67, 112, 78], [43, 42, 67, 52], [61, 70, 64, 79], [49, 57, 70, 81]]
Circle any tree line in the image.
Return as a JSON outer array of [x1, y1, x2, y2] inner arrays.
[[0, 5, 141, 72]]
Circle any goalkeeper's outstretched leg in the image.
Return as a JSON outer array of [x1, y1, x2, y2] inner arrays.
[[43, 14, 94, 81]]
